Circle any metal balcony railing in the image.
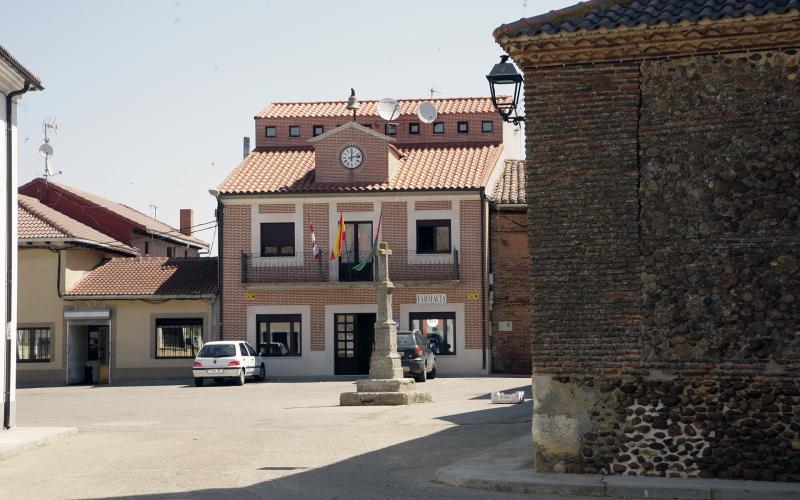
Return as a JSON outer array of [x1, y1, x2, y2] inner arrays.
[[241, 249, 459, 284]]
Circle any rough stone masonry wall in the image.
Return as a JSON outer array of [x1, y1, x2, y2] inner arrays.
[[526, 49, 800, 481]]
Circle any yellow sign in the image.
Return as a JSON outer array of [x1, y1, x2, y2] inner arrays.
[[244, 291, 256, 300], [467, 292, 479, 300]]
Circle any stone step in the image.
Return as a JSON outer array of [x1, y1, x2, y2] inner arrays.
[[340, 391, 432, 406]]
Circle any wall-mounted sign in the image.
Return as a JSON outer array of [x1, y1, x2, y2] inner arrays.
[[416, 293, 447, 304], [498, 321, 513, 332], [467, 292, 479, 300], [244, 291, 256, 300]]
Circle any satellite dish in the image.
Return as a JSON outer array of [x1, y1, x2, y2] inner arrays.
[[377, 98, 400, 121], [417, 101, 438, 124], [38, 143, 53, 158]]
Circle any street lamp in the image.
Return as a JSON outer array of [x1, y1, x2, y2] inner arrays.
[[486, 55, 525, 124]]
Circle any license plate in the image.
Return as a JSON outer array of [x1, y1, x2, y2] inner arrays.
[[207, 369, 223, 374]]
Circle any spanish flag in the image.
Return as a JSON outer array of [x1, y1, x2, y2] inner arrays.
[[330, 212, 346, 260]]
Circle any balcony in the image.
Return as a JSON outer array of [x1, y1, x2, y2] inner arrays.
[[240, 250, 459, 284]]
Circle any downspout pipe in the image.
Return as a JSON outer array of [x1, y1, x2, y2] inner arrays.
[[4, 81, 31, 429], [479, 187, 488, 372]]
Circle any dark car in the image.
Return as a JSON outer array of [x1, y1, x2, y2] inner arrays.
[[397, 330, 436, 382]]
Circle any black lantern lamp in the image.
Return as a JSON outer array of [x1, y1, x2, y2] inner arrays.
[[486, 55, 525, 124]]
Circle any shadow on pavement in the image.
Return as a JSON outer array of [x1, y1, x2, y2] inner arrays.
[[113, 397, 533, 500]]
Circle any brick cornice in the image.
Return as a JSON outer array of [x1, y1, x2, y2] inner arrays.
[[496, 12, 800, 67]]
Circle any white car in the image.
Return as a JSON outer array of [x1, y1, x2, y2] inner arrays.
[[192, 340, 265, 386]]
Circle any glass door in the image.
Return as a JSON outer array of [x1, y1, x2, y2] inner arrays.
[[339, 221, 373, 281]]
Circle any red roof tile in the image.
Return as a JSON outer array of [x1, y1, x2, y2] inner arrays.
[[256, 96, 509, 119], [217, 144, 504, 195], [24, 179, 208, 249], [66, 257, 218, 297], [492, 160, 526, 205], [18, 194, 137, 254]]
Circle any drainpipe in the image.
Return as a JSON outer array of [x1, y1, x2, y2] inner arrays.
[[4, 82, 31, 429], [209, 190, 223, 340], [479, 188, 488, 372]]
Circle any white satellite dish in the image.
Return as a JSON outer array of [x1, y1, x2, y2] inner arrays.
[[38, 142, 53, 158], [377, 98, 400, 121], [417, 101, 438, 124]]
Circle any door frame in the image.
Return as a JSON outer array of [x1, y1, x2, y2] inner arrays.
[[66, 319, 111, 385], [333, 313, 376, 375], [338, 220, 374, 282]]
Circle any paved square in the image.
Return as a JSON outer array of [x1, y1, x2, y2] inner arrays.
[[0, 377, 540, 499]]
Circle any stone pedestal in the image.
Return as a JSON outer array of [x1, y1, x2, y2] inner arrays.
[[340, 242, 432, 406]]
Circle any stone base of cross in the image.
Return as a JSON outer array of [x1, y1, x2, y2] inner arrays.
[[340, 242, 432, 406]]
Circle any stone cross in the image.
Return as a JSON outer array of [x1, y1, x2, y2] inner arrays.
[[369, 242, 403, 380]]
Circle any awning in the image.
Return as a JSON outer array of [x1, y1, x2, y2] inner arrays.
[[64, 308, 111, 320]]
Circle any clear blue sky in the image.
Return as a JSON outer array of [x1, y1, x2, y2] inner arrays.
[[4, 0, 575, 253]]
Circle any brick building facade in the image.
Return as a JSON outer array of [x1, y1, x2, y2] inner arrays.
[[495, 0, 800, 482], [215, 97, 523, 376]]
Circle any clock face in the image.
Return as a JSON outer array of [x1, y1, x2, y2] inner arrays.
[[340, 146, 364, 169]]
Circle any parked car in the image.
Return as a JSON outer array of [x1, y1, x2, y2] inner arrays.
[[396, 330, 436, 382], [192, 340, 265, 386], [264, 342, 289, 356]]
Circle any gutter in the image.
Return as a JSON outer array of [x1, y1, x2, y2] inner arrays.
[[63, 294, 217, 301], [18, 238, 138, 256], [4, 81, 31, 430]]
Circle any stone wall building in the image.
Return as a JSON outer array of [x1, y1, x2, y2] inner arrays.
[[495, 0, 800, 482], [490, 160, 531, 375]]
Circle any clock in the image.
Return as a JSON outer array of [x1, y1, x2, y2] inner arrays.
[[340, 146, 364, 169]]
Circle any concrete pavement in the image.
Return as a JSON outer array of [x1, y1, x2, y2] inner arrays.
[[435, 432, 800, 499], [0, 426, 77, 461]]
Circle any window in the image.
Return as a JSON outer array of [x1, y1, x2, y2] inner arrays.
[[458, 121, 469, 133], [155, 318, 203, 358], [265, 126, 277, 138], [260, 222, 295, 257], [416, 219, 451, 254], [166, 246, 173, 258], [409, 122, 420, 134], [410, 312, 456, 355], [289, 125, 300, 137], [482, 120, 493, 133], [385, 123, 396, 136], [257, 314, 301, 356], [433, 122, 444, 134], [17, 327, 51, 362], [313, 125, 324, 137], [362, 123, 372, 129], [198, 343, 235, 357], [144, 241, 149, 255]]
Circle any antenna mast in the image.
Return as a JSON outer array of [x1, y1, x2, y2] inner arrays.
[[39, 119, 61, 188]]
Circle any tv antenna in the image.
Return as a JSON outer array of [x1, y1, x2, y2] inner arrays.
[[149, 204, 158, 219], [39, 119, 61, 184], [428, 87, 441, 99]]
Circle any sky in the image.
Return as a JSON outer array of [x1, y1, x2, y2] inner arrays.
[[4, 0, 576, 254]]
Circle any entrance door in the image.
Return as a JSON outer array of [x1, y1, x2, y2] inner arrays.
[[67, 323, 110, 385], [339, 222, 373, 282], [334, 313, 375, 375]]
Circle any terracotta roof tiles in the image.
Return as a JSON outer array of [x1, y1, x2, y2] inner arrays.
[[18, 194, 137, 254], [494, 0, 799, 38], [492, 160, 527, 205], [0, 44, 43, 89], [217, 144, 503, 195], [256, 96, 509, 119], [66, 257, 218, 297]]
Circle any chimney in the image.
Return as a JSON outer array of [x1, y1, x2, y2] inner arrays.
[[179, 209, 193, 236], [243, 137, 251, 159]]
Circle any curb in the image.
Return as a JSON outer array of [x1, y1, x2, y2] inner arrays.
[[434, 433, 800, 499], [0, 427, 78, 461]]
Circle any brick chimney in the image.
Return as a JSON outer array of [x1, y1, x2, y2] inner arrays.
[[179, 209, 193, 236]]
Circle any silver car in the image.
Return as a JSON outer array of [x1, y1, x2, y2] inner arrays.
[[192, 340, 265, 386]]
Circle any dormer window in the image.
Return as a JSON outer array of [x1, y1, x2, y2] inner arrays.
[[289, 126, 300, 138], [385, 123, 396, 136], [409, 123, 420, 134], [313, 125, 324, 137], [458, 122, 469, 134], [265, 126, 277, 138], [433, 122, 444, 135]]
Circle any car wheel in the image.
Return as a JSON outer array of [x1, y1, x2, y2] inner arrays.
[[428, 364, 437, 380], [194, 378, 204, 387], [257, 364, 266, 381], [236, 369, 246, 386]]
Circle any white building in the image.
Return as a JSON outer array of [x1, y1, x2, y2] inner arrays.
[[1, 45, 43, 429]]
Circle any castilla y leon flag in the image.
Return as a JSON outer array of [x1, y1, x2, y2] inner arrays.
[[330, 212, 346, 260]]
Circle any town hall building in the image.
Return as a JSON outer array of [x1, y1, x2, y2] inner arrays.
[[215, 96, 523, 376]]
